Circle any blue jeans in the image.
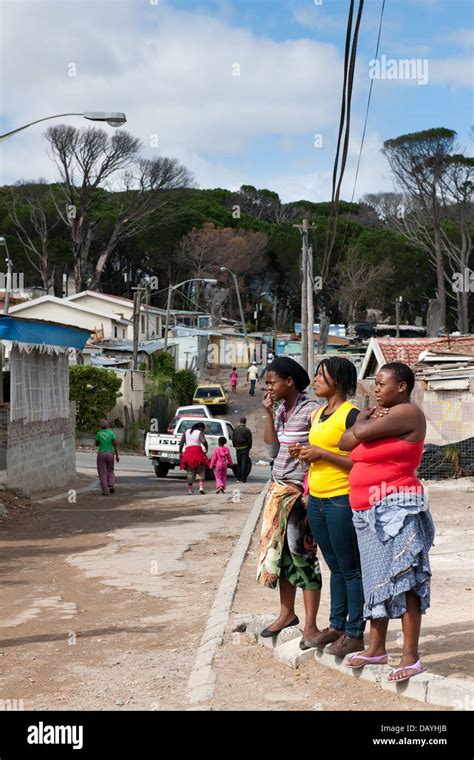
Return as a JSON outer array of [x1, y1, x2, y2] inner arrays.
[[249, 379, 256, 396], [307, 494, 365, 639]]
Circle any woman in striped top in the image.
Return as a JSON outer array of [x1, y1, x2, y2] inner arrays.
[[257, 357, 322, 642]]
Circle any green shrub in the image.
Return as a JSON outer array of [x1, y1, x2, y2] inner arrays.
[[151, 351, 175, 376], [144, 373, 173, 402], [171, 369, 198, 406], [70, 365, 122, 432]]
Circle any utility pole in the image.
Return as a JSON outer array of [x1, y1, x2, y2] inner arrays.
[[395, 296, 402, 338], [131, 287, 143, 370], [164, 283, 172, 351], [307, 243, 315, 385], [165, 277, 217, 352], [219, 267, 249, 362], [145, 283, 150, 341], [293, 218, 312, 372]]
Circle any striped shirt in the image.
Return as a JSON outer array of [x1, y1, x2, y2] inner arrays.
[[267, 395, 320, 485]]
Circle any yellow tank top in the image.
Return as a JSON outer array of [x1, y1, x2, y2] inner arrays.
[[308, 400, 357, 498]]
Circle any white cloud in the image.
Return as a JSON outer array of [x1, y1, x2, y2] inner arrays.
[[435, 28, 474, 48], [428, 56, 474, 88], [1, 1, 348, 185]]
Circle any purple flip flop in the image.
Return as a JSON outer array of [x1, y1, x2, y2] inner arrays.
[[345, 652, 389, 669], [388, 659, 424, 683]]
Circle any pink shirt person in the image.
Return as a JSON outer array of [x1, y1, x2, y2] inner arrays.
[[230, 369, 238, 392], [210, 443, 234, 493]]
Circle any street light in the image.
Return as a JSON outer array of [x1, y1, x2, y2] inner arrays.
[[219, 266, 248, 342], [0, 111, 127, 142], [164, 278, 217, 350], [0, 237, 13, 315]]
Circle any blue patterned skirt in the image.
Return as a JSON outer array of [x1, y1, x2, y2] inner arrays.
[[352, 507, 435, 620]]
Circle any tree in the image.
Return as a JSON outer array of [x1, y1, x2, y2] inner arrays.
[[382, 128, 458, 334], [7, 182, 63, 290], [69, 365, 122, 431], [439, 156, 474, 333], [337, 246, 394, 322], [176, 223, 268, 320], [45, 125, 194, 290]]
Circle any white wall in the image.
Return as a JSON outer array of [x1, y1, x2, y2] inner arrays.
[[10, 301, 119, 340]]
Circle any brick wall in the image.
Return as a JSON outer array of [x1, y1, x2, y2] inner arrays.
[[6, 403, 76, 492], [0, 405, 8, 472]]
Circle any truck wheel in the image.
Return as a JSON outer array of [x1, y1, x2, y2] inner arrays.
[[154, 463, 170, 478]]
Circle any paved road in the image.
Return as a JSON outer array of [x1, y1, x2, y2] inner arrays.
[[76, 450, 269, 493]]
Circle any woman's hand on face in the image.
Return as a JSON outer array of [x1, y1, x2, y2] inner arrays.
[[262, 390, 273, 412], [298, 445, 323, 463]]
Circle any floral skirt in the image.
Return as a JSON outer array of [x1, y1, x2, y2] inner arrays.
[[257, 479, 322, 591], [353, 508, 435, 620]]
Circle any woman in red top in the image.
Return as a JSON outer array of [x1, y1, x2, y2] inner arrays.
[[339, 362, 435, 683]]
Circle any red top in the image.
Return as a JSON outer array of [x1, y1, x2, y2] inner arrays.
[[349, 437, 424, 511]]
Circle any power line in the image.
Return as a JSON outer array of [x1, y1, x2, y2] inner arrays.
[[338, 0, 386, 261], [322, 0, 365, 282], [349, 0, 386, 205]]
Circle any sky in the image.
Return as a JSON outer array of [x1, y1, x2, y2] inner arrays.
[[0, 0, 472, 203]]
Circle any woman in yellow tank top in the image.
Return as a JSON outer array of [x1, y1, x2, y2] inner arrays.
[[290, 357, 365, 655]]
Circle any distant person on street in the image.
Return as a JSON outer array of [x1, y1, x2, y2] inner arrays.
[[247, 361, 259, 396], [232, 416, 253, 483], [230, 367, 238, 394], [95, 419, 119, 496], [260, 349, 275, 378], [210, 437, 234, 494], [179, 422, 209, 495]]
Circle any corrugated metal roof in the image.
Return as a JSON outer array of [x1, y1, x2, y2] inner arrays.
[[98, 339, 167, 354]]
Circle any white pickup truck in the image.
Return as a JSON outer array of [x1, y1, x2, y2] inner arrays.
[[145, 416, 237, 478]]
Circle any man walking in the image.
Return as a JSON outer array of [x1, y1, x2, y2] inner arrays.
[[247, 361, 259, 396], [95, 418, 120, 495], [232, 416, 253, 483]]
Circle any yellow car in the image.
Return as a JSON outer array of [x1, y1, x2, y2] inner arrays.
[[193, 384, 228, 414]]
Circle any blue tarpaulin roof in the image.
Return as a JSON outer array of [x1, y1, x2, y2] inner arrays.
[[0, 315, 90, 349]]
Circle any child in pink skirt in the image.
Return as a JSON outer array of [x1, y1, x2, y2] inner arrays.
[[230, 367, 238, 393], [210, 437, 234, 494]]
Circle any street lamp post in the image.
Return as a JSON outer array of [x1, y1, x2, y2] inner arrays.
[[163, 278, 217, 351], [0, 237, 13, 315], [219, 266, 248, 340], [0, 111, 127, 143]]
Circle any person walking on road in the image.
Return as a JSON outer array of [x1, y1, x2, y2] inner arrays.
[[230, 367, 238, 394], [210, 437, 234, 494], [247, 361, 259, 396], [257, 357, 322, 644], [179, 422, 210, 495], [260, 349, 275, 378], [232, 416, 253, 483], [95, 419, 119, 496]]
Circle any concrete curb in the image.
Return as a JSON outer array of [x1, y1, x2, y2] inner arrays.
[[185, 482, 269, 708], [244, 617, 474, 710], [37, 481, 99, 503]]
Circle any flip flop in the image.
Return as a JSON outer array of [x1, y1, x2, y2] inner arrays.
[[388, 659, 424, 683], [345, 652, 389, 669]]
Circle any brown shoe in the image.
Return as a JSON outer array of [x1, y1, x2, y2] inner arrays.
[[300, 627, 343, 649], [325, 634, 364, 657]]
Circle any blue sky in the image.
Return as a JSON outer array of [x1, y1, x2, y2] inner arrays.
[[1, 0, 472, 202]]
